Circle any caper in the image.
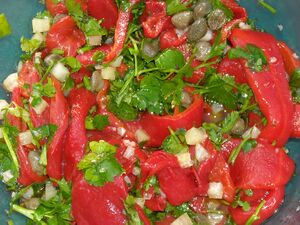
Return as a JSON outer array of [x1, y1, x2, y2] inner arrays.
[[195, 41, 211, 61], [193, 0, 212, 19], [141, 39, 160, 59], [231, 118, 246, 135], [187, 18, 208, 42], [171, 11, 194, 29], [207, 9, 227, 30]]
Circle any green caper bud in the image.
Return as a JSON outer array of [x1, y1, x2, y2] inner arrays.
[[187, 18, 208, 42], [207, 9, 227, 30], [193, 0, 212, 19], [171, 11, 194, 29], [141, 39, 160, 59], [195, 41, 211, 61], [231, 118, 246, 135]]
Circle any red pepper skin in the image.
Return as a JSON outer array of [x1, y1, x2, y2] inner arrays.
[[217, 57, 247, 84], [131, 96, 203, 147], [229, 187, 285, 225], [71, 67, 92, 84], [46, 16, 86, 57], [230, 29, 294, 147], [145, 193, 167, 212], [142, 16, 171, 39], [76, 45, 112, 66], [8, 88, 26, 130], [278, 41, 300, 75], [29, 103, 50, 128], [72, 174, 127, 225], [87, 0, 118, 29], [45, 0, 87, 16], [135, 204, 152, 225], [209, 153, 235, 203], [230, 139, 295, 189], [64, 88, 96, 181], [105, 10, 131, 62], [46, 78, 69, 180], [157, 166, 199, 206], [160, 29, 187, 50], [17, 145, 47, 186], [18, 60, 40, 98], [291, 104, 300, 137]]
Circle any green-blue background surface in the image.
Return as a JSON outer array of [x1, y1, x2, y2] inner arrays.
[[0, 0, 299, 224]]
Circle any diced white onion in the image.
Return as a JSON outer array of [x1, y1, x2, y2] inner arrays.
[[91, 71, 104, 92], [239, 22, 251, 30], [171, 213, 193, 225], [28, 151, 44, 176], [32, 32, 45, 42], [200, 29, 213, 42], [32, 18, 51, 33], [123, 146, 135, 159], [124, 175, 132, 185], [176, 152, 193, 168], [87, 35, 102, 46], [207, 182, 224, 199], [34, 52, 42, 64], [3, 72, 18, 92], [19, 130, 33, 146], [117, 127, 127, 137], [1, 170, 14, 183], [242, 126, 261, 139], [24, 198, 40, 210], [101, 66, 116, 80], [22, 187, 34, 200], [143, 192, 152, 200], [0, 128, 3, 139], [110, 56, 123, 68], [123, 139, 136, 147], [31, 98, 49, 115], [135, 128, 150, 144], [208, 213, 224, 225], [135, 198, 145, 208], [51, 62, 70, 82], [0, 99, 9, 120], [185, 127, 207, 145], [132, 167, 141, 176], [195, 144, 210, 162], [17, 61, 23, 73], [181, 91, 192, 108], [43, 183, 57, 201]]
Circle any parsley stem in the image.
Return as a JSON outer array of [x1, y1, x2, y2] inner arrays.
[[194, 60, 219, 70], [2, 127, 19, 173], [137, 67, 160, 76], [12, 204, 34, 220], [245, 200, 266, 225], [258, 0, 277, 14], [228, 137, 249, 165]]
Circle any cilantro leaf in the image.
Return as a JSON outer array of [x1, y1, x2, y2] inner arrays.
[[31, 78, 56, 107], [0, 14, 12, 38], [85, 114, 110, 130], [125, 195, 144, 225], [0, 141, 18, 187], [221, 111, 240, 134], [212, 0, 234, 19], [61, 57, 82, 72], [162, 129, 188, 154], [166, 0, 191, 15], [155, 49, 185, 70], [20, 37, 42, 55], [289, 68, 300, 103], [31, 124, 57, 142], [228, 44, 268, 72], [78, 140, 124, 186]]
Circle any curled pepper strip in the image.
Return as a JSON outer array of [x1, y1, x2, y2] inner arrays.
[[230, 29, 294, 147]]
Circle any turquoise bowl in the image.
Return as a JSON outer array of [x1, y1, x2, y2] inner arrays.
[[0, 0, 299, 224]]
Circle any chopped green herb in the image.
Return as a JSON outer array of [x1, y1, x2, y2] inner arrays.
[[20, 37, 42, 55], [155, 49, 185, 71], [0, 14, 12, 38], [228, 44, 268, 72], [31, 78, 56, 107], [85, 114, 110, 131], [124, 195, 144, 225], [162, 128, 188, 154], [258, 0, 277, 14], [166, 0, 192, 15], [83, 76, 92, 91], [78, 140, 124, 186], [61, 57, 82, 72], [289, 68, 300, 103], [245, 200, 266, 225]]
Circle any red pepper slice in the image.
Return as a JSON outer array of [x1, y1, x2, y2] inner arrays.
[[105, 10, 131, 62], [132, 96, 203, 147], [45, 0, 87, 16], [209, 153, 235, 203], [229, 187, 285, 225], [230, 29, 294, 147], [72, 174, 127, 225], [160, 29, 187, 50], [135, 204, 152, 225], [291, 104, 300, 138], [76, 44, 112, 66], [87, 0, 118, 29], [230, 139, 295, 189], [46, 16, 86, 57], [278, 41, 300, 76], [217, 57, 247, 84], [46, 77, 69, 180], [142, 16, 171, 39], [64, 88, 96, 181]]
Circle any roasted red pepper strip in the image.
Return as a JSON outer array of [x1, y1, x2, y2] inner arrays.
[[229, 139, 295, 189], [217, 57, 247, 84], [133, 96, 203, 147], [135, 204, 152, 225], [160, 29, 187, 50], [277, 41, 300, 76], [229, 187, 285, 225], [105, 9, 131, 62], [230, 29, 294, 147], [45, 0, 87, 16], [291, 104, 300, 138], [64, 88, 96, 181], [72, 174, 127, 225], [46, 16, 86, 57], [76, 44, 112, 66], [46, 77, 69, 180]]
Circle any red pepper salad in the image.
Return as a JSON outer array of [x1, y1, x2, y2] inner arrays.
[[1, 0, 300, 224]]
